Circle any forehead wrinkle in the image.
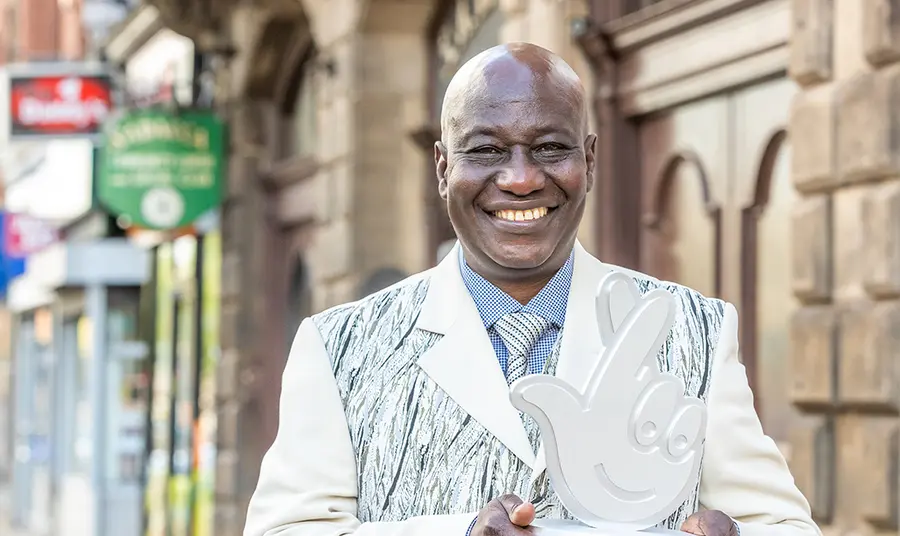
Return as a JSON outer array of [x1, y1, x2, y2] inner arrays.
[[446, 89, 583, 147], [440, 43, 588, 146]]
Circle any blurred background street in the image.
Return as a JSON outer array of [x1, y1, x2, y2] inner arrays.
[[0, 0, 890, 535]]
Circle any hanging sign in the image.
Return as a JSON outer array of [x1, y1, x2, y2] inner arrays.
[[8, 67, 113, 140], [97, 109, 225, 230]]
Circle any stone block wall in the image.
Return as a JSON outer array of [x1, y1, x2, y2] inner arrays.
[[789, 0, 900, 533]]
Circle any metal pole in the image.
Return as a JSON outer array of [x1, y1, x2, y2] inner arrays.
[[86, 284, 108, 536], [139, 247, 159, 536], [50, 301, 66, 530], [188, 235, 204, 536], [11, 316, 32, 527]]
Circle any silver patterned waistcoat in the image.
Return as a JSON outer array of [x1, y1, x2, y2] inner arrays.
[[312, 272, 726, 530]]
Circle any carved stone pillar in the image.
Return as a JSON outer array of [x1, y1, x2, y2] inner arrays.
[[575, 4, 641, 269]]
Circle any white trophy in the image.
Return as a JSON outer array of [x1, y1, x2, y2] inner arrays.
[[509, 272, 707, 535]]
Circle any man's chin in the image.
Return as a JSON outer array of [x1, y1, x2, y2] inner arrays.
[[488, 246, 555, 272]]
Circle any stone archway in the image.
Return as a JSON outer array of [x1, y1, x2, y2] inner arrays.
[[213, 2, 318, 533]]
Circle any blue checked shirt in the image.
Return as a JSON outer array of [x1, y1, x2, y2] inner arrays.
[[459, 248, 573, 535], [459, 247, 574, 376]]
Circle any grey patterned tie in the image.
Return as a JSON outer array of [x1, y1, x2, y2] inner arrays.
[[495, 312, 551, 385]]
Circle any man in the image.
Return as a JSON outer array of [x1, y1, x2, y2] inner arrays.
[[244, 43, 820, 536]]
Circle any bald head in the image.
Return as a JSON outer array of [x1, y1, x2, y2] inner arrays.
[[433, 42, 596, 301], [440, 42, 588, 145]]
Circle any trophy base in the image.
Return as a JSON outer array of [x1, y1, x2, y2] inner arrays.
[[531, 519, 691, 535]]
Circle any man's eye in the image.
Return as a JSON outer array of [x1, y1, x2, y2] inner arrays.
[[535, 143, 566, 153], [471, 146, 501, 155]]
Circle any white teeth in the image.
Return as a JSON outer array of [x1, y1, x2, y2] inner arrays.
[[493, 207, 550, 222]]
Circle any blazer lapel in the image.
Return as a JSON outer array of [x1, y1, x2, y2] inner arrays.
[[530, 241, 612, 485], [416, 242, 536, 468]]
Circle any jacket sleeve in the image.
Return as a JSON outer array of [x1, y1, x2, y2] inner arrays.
[[244, 317, 478, 536], [699, 303, 822, 536]]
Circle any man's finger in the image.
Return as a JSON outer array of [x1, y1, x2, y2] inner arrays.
[[509, 501, 535, 527], [496, 494, 535, 527]]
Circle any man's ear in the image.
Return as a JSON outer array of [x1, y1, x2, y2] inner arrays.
[[584, 134, 597, 192], [435, 141, 449, 200]]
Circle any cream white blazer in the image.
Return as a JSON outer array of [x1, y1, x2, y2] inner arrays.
[[244, 242, 821, 536]]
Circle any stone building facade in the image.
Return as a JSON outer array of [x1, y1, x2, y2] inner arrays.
[[142, 0, 894, 534], [788, 1, 900, 535]]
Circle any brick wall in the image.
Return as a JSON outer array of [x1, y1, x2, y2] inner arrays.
[[2, 0, 84, 61], [15, 0, 59, 60], [789, 0, 900, 533]]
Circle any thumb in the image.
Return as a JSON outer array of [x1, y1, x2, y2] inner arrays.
[[497, 494, 535, 527], [681, 513, 705, 535]]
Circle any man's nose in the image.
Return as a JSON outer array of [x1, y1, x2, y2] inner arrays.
[[495, 149, 544, 196]]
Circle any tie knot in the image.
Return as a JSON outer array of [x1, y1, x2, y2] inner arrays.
[[495, 311, 551, 360]]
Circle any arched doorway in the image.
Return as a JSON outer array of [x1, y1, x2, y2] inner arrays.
[[741, 130, 799, 448], [641, 149, 721, 298], [259, 34, 318, 446], [227, 6, 319, 467]]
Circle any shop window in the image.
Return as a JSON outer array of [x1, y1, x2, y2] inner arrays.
[[106, 286, 149, 484]]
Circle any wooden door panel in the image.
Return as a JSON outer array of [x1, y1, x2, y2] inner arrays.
[[733, 78, 799, 448], [749, 140, 799, 445], [638, 96, 728, 298]]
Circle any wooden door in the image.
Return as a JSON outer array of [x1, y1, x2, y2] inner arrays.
[[639, 95, 729, 299], [636, 77, 799, 450]]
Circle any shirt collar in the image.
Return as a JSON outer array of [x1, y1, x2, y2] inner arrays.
[[458, 246, 573, 329]]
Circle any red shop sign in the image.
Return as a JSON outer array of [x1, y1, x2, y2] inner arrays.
[[9, 75, 113, 138]]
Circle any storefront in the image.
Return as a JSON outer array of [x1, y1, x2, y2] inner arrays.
[[8, 305, 55, 534], [7, 238, 151, 536]]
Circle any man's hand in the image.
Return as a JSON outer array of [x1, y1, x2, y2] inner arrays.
[[680, 511, 738, 536], [471, 494, 535, 535]]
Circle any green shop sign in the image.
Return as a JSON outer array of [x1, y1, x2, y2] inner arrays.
[[98, 109, 225, 230]]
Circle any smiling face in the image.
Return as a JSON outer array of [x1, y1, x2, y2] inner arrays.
[[436, 44, 596, 291]]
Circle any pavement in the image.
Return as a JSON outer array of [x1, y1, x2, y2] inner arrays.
[[0, 484, 28, 536], [0, 517, 29, 536]]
